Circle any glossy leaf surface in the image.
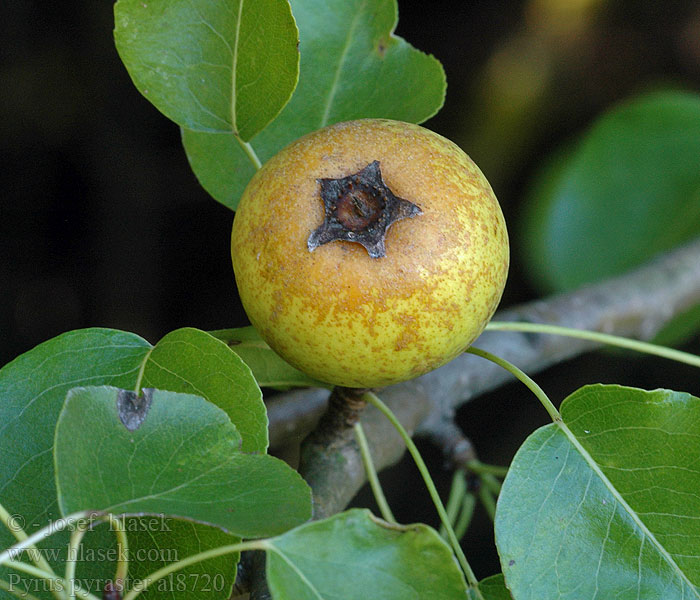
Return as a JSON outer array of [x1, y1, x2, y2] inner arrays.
[[0, 327, 279, 598], [0, 330, 151, 529], [55, 386, 311, 537], [0, 327, 266, 517], [265, 509, 467, 599], [0, 329, 151, 599], [114, 0, 299, 140], [496, 384, 700, 599], [141, 327, 267, 451], [183, 0, 446, 210]]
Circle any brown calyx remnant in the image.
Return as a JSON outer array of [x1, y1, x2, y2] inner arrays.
[[307, 160, 422, 258]]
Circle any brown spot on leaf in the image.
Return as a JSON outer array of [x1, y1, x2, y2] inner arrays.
[[116, 388, 153, 431]]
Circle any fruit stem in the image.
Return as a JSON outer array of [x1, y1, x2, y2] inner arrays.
[[0, 560, 98, 600], [0, 501, 65, 597], [361, 391, 485, 598], [467, 460, 509, 478], [354, 422, 397, 524], [65, 520, 89, 600], [0, 511, 93, 570], [238, 139, 262, 170], [486, 321, 700, 368], [107, 514, 129, 591], [465, 346, 560, 422], [439, 470, 466, 539], [478, 485, 497, 522], [453, 492, 477, 541]]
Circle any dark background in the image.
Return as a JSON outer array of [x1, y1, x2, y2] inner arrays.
[[2, 0, 700, 579]]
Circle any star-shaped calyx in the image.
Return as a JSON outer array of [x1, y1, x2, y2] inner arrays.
[[307, 160, 422, 258]]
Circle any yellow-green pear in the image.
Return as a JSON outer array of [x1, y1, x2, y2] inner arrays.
[[231, 119, 509, 388]]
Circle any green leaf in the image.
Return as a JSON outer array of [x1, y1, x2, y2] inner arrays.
[[0, 326, 267, 513], [264, 508, 467, 599], [210, 327, 326, 389], [124, 522, 236, 599], [0, 330, 151, 527], [272, 0, 446, 131], [0, 328, 270, 599], [183, 0, 446, 210], [181, 127, 258, 212], [55, 386, 311, 537], [495, 384, 700, 599], [469, 574, 512, 600], [141, 327, 267, 452], [74, 519, 238, 600], [521, 90, 700, 293], [0, 518, 237, 600], [0, 329, 151, 599], [114, 0, 299, 140]]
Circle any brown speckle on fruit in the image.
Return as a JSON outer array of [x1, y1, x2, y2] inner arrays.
[[307, 160, 422, 258]]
